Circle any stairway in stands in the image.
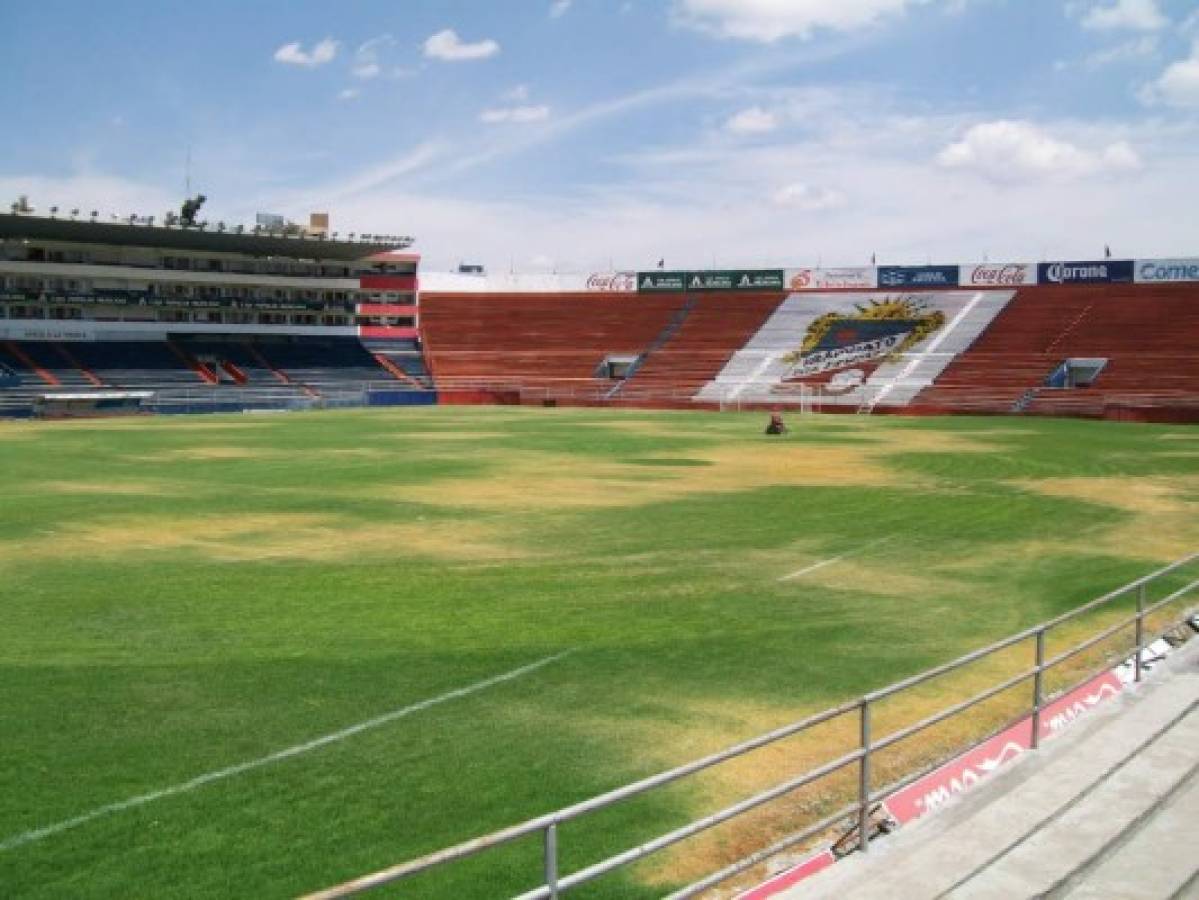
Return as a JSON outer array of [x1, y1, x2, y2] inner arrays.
[[619, 293, 786, 400]]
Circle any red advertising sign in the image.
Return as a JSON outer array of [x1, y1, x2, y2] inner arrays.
[[735, 849, 836, 900], [887, 670, 1123, 824]]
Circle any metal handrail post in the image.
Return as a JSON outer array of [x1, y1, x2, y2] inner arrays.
[[1135, 584, 1146, 683], [1031, 628, 1045, 750], [545, 824, 559, 899], [858, 700, 872, 853]]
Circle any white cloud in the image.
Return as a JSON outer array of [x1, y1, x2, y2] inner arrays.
[[673, 0, 938, 42], [937, 120, 1141, 181], [771, 182, 846, 211], [423, 29, 500, 62], [550, 0, 573, 18], [503, 84, 531, 102], [273, 38, 339, 68], [338, 88, 361, 101], [726, 106, 779, 134], [1082, 35, 1158, 68], [353, 34, 394, 80], [480, 105, 552, 124], [1141, 41, 1199, 107], [1080, 0, 1167, 31]]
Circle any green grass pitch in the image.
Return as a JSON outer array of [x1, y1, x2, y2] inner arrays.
[[0, 407, 1196, 898]]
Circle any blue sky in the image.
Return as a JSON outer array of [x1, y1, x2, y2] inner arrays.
[[2, 0, 1197, 271]]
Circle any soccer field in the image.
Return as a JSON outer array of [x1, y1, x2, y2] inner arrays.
[[1, 407, 1197, 899]]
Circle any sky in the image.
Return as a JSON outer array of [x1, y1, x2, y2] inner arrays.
[[1, 0, 1198, 272]]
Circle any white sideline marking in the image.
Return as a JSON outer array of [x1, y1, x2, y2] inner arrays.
[[0, 651, 572, 853], [778, 538, 891, 582], [779, 555, 845, 581]]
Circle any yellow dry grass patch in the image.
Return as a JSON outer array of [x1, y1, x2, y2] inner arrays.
[[40, 480, 176, 496], [125, 445, 283, 462], [392, 442, 918, 512], [317, 448, 394, 459], [390, 430, 512, 441], [854, 427, 1006, 456], [0, 513, 527, 564], [1006, 475, 1199, 562], [797, 557, 953, 600], [1013, 476, 1196, 516]]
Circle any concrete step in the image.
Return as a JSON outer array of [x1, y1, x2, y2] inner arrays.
[[789, 644, 1199, 900], [946, 706, 1199, 898], [1060, 768, 1199, 900]]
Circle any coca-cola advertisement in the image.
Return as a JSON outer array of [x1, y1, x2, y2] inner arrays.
[[961, 263, 1036, 286], [586, 271, 637, 292]]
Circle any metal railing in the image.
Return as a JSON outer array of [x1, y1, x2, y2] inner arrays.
[[306, 553, 1199, 900]]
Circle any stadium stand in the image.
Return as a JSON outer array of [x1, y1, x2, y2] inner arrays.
[[617, 293, 785, 398], [419, 292, 692, 396], [915, 283, 1199, 416]]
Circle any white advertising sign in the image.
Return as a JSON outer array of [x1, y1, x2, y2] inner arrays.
[[960, 263, 1037, 287], [785, 267, 877, 291], [585, 272, 637, 292], [1134, 258, 1199, 283], [0, 322, 96, 341]]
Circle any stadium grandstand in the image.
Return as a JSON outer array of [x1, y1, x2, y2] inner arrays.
[[5, 210, 1195, 422], [0, 206, 429, 417]]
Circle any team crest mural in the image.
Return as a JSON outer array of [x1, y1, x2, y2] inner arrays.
[[696, 290, 1017, 407], [777, 297, 945, 395]]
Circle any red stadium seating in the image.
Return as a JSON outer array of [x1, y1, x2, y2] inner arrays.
[[420, 292, 692, 397], [916, 284, 1199, 416]]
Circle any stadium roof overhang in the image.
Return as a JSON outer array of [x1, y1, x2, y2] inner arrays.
[[0, 214, 412, 262]]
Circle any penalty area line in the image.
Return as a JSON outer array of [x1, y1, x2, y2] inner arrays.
[[0, 649, 574, 853]]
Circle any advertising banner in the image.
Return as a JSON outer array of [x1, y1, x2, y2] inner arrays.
[[877, 265, 960, 288], [637, 270, 786, 292], [885, 670, 1123, 825], [685, 270, 786, 291], [1134, 258, 1199, 283], [1038, 260, 1134, 284], [586, 272, 638, 292], [0, 321, 97, 342], [637, 271, 687, 292], [960, 263, 1037, 287], [785, 267, 877, 291], [0, 290, 345, 312]]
